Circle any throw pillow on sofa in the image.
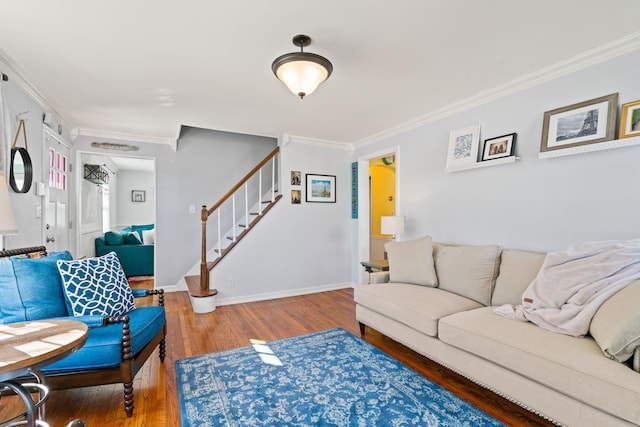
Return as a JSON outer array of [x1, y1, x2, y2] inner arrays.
[[385, 236, 437, 287], [589, 279, 640, 365], [57, 252, 136, 317], [433, 243, 502, 306], [105, 231, 125, 246], [123, 232, 142, 245], [142, 229, 155, 245]]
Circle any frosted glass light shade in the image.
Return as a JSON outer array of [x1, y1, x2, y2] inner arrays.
[[381, 216, 404, 236], [272, 35, 333, 99], [275, 59, 330, 98], [0, 175, 18, 235]]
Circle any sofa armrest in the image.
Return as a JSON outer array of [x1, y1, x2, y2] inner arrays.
[[634, 347, 639, 373], [370, 271, 390, 284]]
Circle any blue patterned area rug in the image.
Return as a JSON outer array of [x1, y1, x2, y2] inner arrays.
[[176, 328, 505, 426]]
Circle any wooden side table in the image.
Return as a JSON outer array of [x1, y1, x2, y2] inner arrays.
[[360, 259, 389, 273], [0, 320, 88, 427], [360, 260, 389, 284]]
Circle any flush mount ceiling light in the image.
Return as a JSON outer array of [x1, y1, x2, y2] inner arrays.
[[272, 34, 333, 99]]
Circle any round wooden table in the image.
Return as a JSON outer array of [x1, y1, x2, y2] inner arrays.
[[0, 320, 88, 427]]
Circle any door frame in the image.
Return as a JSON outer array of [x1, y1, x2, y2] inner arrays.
[[357, 145, 400, 284], [74, 150, 156, 261]]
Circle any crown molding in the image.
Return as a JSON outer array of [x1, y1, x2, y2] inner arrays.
[[353, 31, 640, 150], [0, 52, 74, 132], [71, 127, 178, 151], [285, 134, 354, 151]]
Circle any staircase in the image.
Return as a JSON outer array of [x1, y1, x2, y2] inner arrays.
[[185, 147, 281, 299]]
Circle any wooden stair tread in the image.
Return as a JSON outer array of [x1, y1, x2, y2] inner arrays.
[[185, 275, 218, 298]]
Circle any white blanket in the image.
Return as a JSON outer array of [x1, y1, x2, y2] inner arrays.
[[494, 239, 640, 336]]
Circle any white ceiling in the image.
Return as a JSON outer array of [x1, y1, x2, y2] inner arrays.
[[1, 1, 640, 146]]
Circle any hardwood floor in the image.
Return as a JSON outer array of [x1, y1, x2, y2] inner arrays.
[[0, 285, 555, 426]]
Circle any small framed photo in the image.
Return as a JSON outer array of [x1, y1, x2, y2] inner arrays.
[[446, 123, 480, 169], [618, 100, 640, 139], [540, 93, 618, 154], [291, 170, 301, 186], [291, 190, 301, 204], [131, 190, 145, 202], [481, 133, 517, 161], [305, 174, 336, 203]]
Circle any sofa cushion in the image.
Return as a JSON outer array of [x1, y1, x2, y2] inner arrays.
[[104, 231, 124, 246], [439, 307, 640, 425], [492, 249, 546, 306], [0, 251, 73, 323], [590, 280, 640, 363], [385, 236, 437, 287], [57, 252, 136, 317], [354, 282, 482, 337], [433, 243, 502, 306], [123, 232, 142, 245], [43, 305, 165, 372]]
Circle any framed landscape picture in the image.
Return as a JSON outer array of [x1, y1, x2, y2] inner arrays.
[[618, 100, 640, 139], [446, 123, 480, 169], [481, 133, 516, 161], [540, 93, 618, 154], [305, 174, 336, 203]]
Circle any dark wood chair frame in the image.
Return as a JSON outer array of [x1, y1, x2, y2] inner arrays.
[[0, 246, 166, 417]]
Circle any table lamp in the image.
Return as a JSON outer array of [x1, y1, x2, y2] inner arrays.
[[0, 174, 18, 249], [381, 215, 404, 241]]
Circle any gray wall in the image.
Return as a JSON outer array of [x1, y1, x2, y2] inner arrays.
[[74, 128, 277, 288], [352, 48, 640, 282]]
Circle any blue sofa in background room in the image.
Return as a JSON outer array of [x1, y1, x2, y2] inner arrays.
[[95, 224, 154, 277]]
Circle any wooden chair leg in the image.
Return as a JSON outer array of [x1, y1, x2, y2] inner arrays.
[[159, 338, 166, 362], [123, 381, 134, 417]]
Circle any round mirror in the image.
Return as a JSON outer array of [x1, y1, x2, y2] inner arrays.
[[9, 147, 33, 193]]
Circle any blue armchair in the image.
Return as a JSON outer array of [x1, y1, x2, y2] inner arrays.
[[0, 246, 166, 417]]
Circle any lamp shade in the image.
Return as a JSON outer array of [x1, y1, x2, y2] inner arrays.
[[0, 174, 18, 235], [381, 216, 404, 236]]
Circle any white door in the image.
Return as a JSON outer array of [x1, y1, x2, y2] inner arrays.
[[44, 129, 70, 252]]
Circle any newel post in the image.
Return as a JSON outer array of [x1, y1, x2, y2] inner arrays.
[[200, 205, 209, 291]]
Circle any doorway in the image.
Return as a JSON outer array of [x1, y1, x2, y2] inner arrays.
[[357, 146, 400, 283], [76, 152, 155, 261], [369, 155, 397, 260]]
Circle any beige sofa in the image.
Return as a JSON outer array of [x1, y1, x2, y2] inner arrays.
[[354, 237, 640, 427]]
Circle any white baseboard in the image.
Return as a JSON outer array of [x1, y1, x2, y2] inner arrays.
[[158, 281, 358, 306], [217, 282, 355, 306]]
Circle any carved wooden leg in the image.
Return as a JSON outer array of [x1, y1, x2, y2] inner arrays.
[[359, 322, 366, 336], [159, 337, 166, 362], [124, 381, 134, 417]]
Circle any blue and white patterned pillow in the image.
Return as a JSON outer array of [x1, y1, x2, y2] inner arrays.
[[57, 252, 136, 316]]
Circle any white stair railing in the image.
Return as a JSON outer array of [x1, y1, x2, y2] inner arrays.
[[199, 147, 280, 291]]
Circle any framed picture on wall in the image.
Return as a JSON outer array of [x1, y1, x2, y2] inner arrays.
[[305, 174, 336, 203], [291, 170, 301, 186], [446, 123, 480, 170], [291, 190, 301, 204], [131, 190, 145, 202], [481, 133, 517, 161], [540, 93, 618, 154], [618, 99, 640, 139]]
